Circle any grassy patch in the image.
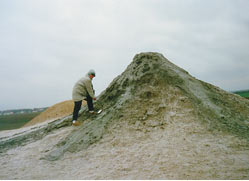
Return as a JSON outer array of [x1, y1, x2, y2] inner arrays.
[[0, 112, 40, 131], [234, 90, 249, 98], [238, 92, 249, 98]]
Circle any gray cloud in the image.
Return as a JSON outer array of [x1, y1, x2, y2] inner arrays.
[[0, 0, 249, 110]]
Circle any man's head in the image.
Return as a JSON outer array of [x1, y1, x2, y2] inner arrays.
[[88, 69, 96, 79]]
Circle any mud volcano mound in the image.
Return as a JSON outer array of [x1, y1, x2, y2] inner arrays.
[[1, 52, 249, 179], [45, 52, 249, 162]]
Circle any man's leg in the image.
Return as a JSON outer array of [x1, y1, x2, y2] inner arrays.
[[86, 95, 94, 111], [72, 100, 82, 121]]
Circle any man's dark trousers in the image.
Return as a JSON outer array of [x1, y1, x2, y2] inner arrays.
[[72, 95, 93, 121]]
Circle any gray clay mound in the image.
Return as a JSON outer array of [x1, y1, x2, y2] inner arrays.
[[42, 52, 249, 161]]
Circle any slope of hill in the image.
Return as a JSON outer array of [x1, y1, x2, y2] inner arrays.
[[0, 52, 248, 179]]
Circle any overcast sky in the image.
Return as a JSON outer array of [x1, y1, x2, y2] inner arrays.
[[0, 0, 249, 110]]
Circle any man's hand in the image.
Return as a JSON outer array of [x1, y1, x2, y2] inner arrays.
[[93, 97, 97, 101]]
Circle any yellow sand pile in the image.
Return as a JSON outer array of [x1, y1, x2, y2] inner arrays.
[[23, 100, 86, 128]]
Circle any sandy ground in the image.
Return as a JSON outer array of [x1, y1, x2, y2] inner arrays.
[[1, 115, 248, 180], [23, 100, 86, 128]]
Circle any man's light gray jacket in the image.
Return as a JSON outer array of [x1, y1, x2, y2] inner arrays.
[[72, 76, 95, 102]]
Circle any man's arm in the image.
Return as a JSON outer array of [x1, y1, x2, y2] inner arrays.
[[84, 79, 95, 98]]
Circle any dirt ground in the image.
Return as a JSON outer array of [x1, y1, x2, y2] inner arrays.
[[0, 115, 248, 180]]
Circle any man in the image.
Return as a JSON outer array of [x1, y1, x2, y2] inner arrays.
[[72, 69, 97, 126]]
